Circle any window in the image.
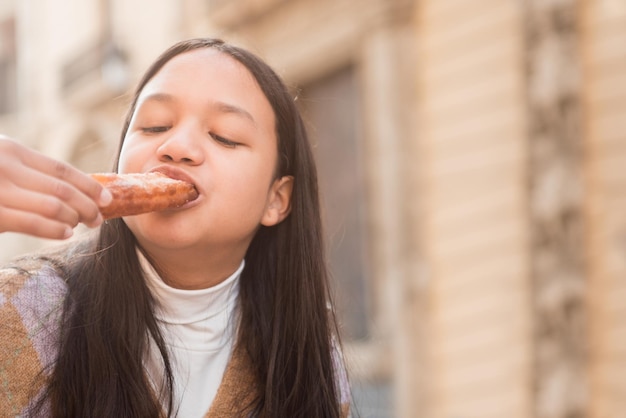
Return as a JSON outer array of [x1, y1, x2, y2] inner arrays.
[[299, 66, 370, 341]]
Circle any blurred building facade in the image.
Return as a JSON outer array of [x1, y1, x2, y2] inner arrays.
[[0, 0, 625, 417]]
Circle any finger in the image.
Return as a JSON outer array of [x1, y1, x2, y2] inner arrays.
[[17, 145, 112, 207], [9, 166, 105, 227], [0, 206, 74, 240], [0, 185, 85, 227]]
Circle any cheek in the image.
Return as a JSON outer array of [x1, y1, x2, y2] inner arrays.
[[116, 153, 130, 173], [219, 161, 273, 208], [116, 140, 133, 172], [239, 156, 275, 185], [117, 138, 148, 173]]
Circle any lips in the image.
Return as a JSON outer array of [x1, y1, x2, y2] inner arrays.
[[149, 166, 200, 199]]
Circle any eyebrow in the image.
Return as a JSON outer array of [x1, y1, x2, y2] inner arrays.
[[139, 93, 256, 126], [213, 101, 256, 126]]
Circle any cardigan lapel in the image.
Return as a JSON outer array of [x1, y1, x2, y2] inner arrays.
[[204, 344, 258, 417]]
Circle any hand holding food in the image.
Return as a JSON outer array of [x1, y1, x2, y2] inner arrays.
[[0, 136, 112, 239], [91, 172, 199, 219]]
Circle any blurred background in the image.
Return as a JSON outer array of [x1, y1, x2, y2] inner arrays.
[[1, 0, 625, 417]]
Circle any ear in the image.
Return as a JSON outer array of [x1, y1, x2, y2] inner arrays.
[[261, 176, 294, 227]]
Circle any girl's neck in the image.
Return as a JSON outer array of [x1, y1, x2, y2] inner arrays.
[[138, 246, 245, 290]]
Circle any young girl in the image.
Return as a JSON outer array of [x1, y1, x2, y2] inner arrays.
[[0, 38, 350, 417]]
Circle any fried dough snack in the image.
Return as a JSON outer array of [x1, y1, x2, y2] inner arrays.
[[91, 172, 198, 219]]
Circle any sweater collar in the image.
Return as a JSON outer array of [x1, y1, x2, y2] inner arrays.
[[137, 249, 243, 325]]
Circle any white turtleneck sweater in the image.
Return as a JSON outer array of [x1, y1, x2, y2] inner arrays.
[[138, 252, 244, 418]]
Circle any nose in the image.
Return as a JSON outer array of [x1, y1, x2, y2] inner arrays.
[[156, 126, 204, 165]]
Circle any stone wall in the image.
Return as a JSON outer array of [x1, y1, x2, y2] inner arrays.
[[525, 1, 588, 417]]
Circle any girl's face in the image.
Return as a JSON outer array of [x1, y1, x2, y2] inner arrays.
[[118, 48, 292, 273]]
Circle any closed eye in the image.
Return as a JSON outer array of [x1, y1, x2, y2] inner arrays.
[[210, 132, 240, 148], [141, 126, 170, 134]]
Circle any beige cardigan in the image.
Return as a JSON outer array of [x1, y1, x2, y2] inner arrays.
[[0, 259, 350, 417]]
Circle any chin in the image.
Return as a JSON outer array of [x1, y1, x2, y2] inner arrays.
[[126, 216, 199, 249]]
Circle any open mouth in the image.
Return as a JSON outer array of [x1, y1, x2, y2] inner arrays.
[[150, 166, 199, 196]]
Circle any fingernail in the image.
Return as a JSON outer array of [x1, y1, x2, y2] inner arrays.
[[86, 213, 104, 229], [63, 227, 74, 239], [99, 189, 113, 206]]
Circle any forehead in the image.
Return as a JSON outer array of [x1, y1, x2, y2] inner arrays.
[[150, 48, 252, 85], [137, 48, 275, 124]]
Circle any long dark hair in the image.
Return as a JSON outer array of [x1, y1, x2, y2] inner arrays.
[[34, 38, 344, 417]]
